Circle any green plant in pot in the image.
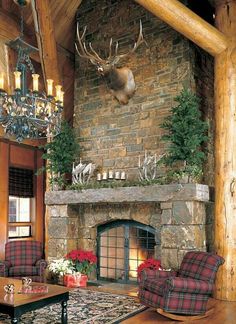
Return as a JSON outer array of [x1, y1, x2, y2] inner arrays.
[[160, 88, 209, 183], [38, 121, 79, 189]]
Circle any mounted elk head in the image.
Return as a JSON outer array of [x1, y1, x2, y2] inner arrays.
[[75, 21, 145, 104]]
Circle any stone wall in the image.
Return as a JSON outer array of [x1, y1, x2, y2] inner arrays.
[[74, 0, 196, 180], [190, 45, 215, 186]]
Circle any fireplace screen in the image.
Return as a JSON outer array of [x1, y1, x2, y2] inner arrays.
[[97, 220, 156, 283]]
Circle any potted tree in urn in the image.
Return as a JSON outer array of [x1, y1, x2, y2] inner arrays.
[[64, 250, 97, 287], [38, 121, 79, 190], [160, 88, 209, 183]]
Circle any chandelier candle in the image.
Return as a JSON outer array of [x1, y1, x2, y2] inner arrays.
[[0, 72, 4, 90], [32, 74, 39, 92], [47, 79, 54, 97], [55, 85, 62, 102], [14, 71, 21, 90]]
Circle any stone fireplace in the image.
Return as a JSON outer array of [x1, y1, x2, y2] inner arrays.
[[58, 0, 215, 281], [45, 183, 213, 280]]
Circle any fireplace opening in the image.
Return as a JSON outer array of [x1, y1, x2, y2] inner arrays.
[[97, 220, 156, 283]]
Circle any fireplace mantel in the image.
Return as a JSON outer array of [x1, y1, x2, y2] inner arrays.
[[45, 183, 209, 205]]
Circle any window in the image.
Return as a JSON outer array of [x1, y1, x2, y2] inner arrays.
[[8, 167, 34, 239], [8, 196, 33, 238]]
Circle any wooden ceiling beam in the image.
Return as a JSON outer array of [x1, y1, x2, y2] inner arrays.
[[134, 0, 229, 56], [31, 0, 61, 85]]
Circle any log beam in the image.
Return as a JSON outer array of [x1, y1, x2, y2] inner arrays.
[[214, 0, 236, 301], [31, 0, 61, 85], [134, 0, 229, 56]]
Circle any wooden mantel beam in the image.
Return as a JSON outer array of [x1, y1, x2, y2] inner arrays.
[[31, 0, 61, 85], [134, 0, 229, 56]]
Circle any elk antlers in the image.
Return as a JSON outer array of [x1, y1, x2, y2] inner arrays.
[[75, 20, 145, 66]]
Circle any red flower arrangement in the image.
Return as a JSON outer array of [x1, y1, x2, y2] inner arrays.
[[65, 250, 97, 276], [137, 258, 162, 279]]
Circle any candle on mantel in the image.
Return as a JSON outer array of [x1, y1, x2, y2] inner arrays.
[[102, 172, 108, 180], [108, 170, 113, 179], [115, 171, 120, 180], [120, 171, 126, 180], [97, 173, 102, 181]]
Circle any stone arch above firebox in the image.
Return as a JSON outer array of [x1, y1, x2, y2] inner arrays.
[[68, 202, 162, 259]]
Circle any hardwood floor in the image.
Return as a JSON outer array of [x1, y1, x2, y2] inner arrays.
[[88, 281, 236, 323]]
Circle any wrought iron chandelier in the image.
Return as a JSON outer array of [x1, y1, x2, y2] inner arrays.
[[0, 2, 63, 142]]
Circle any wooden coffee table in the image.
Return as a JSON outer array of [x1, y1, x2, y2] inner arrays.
[[0, 277, 70, 324]]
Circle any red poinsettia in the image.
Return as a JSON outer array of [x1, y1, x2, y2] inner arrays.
[[137, 258, 162, 279], [65, 250, 97, 275]]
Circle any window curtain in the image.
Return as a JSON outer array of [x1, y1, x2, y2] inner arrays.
[[9, 167, 34, 198]]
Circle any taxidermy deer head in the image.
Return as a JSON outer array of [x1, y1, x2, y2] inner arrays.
[[75, 21, 145, 104]]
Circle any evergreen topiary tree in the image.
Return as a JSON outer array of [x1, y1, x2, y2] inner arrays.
[[39, 121, 79, 189], [160, 88, 209, 181]]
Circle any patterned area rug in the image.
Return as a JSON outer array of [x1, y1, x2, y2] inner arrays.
[[0, 288, 146, 323]]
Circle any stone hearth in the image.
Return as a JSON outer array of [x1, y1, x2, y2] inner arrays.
[[45, 184, 213, 270]]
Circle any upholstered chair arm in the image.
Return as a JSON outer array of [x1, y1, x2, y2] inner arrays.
[[0, 260, 11, 276], [35, 259, 48, 276], [141, 269, 177, 280], [139, 269, 177, 287], [165, 277, 214, 295]]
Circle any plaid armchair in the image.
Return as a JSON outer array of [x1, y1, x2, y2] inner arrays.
[[0, 240, 47, 283], [139, 251, 224, 316]]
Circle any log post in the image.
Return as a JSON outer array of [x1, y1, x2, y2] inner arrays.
[[214, 0, 236, 301]]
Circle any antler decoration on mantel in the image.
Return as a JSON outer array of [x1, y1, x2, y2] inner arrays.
[[138, 152, 165, 181], [72, 160, 96, 184], [75, 21, 146, 104]]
